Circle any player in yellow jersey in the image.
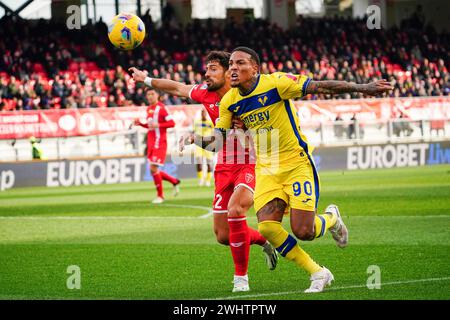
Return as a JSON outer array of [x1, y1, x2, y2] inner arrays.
[[194, 109, 214, 186], [202, 46, 393, 293]]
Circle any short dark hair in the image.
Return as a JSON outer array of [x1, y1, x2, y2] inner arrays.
[[232, 46, 260, 66], [146, 87, 161, 96], [205, 51, 231, 70]]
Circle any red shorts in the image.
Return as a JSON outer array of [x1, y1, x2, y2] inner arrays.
[[212, 164, 255, 214], [147, 146, 167, 166]]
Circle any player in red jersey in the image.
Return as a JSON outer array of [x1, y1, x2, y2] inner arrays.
[[133, 88, 180, 204], [129, 51, 278, 292]]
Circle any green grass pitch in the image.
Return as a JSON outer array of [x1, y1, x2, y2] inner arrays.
[[0, 165, 449, 300]]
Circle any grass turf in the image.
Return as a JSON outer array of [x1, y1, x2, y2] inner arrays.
[[0, 165, 449, 300]]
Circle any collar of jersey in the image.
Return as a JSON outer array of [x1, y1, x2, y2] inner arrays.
[[240, 74, 260, 97]]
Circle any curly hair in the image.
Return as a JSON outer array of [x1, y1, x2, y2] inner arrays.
[[205, 51, 231, 70]]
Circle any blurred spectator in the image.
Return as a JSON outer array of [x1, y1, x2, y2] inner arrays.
[[393, 112, 414, 137], [0, 11, 448, 111], [132, 87, 147, 106], [348, 113, 365, 139], [334, 114, 345, 139], [107, 95, 118, 108], [30, 136, 45, 160]]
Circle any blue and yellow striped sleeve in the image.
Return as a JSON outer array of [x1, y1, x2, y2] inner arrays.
[[274, 73, 312, 100], [215, 92, 233, 131]]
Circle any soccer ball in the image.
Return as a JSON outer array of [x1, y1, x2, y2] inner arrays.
[[108, 13, 146, 50]]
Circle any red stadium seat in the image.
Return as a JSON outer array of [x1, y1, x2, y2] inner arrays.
[[33, 63, 45, 73], [86, 62, 100, 71], [69, 62, 79, 72]]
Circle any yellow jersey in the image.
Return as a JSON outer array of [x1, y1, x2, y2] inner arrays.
[[216, 72, 312, 173]]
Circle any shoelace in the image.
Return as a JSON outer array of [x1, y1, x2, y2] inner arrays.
[[234, 277, 248, 287], [309, 276, 326, 290]]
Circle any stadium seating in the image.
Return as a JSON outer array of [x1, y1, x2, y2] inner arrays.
[[0, 13, 448, 112]]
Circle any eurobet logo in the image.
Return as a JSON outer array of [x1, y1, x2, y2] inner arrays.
[[427, 143, 450, 164], [347, 143, 429, 170], [0, 170, 15, 191], [46, 158, 146, 187], [347, 142, 450, 170]]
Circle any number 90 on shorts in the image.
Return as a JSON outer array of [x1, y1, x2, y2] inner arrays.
[[253, 162, 320, 213], [292, 181, 313, 197]]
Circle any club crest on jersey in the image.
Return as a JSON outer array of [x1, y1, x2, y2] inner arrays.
[[200, 84, 208, 90], [258, 95, 268, 106], [148, 110, 154, 114], [245, 173, 254, 184]]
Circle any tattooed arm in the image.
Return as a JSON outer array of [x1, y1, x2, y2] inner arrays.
[[305, 79, 393, 96]]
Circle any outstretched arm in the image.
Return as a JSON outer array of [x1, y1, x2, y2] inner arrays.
[[305, 79, 393, 96], [129, 67, 194, 98]]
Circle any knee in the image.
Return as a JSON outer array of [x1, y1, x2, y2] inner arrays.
[[292, 225, 315, 241], [258, 221, 281, 239], [214, 229, 229, 245]]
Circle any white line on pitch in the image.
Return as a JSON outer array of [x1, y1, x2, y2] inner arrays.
[[160, 203, 213, 218], [207, 276, 450, 300], [0, 203, 213, 220], [0, 214, 448, 220], [0, 216, 205, 220]]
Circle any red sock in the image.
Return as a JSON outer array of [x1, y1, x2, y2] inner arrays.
[[228, 216, 250, 276], [159, 170, 179, 185], [248, 227, 267, 246], [152, 171, 164, 198]]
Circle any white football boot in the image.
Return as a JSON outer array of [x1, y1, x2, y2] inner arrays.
[[304, 267, 334, 293], [152, 196, 164, 204], [326, 204, 348, 248], [232, 275, 250, 292], [262, 241, 279, 270], [173, 180, 181, 197]]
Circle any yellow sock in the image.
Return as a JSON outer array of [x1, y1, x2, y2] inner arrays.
[[258, 220, 321, 275], [206, 171, 212, 183], [197, 171, 203, 181], [314, 213, 337, 238]]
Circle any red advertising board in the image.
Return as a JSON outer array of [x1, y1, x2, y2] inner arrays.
[[0, 97, 448, 139], [0, 105, 202, 139]]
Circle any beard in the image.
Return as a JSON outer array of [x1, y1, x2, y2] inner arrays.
[[206, 80, 225, 91]]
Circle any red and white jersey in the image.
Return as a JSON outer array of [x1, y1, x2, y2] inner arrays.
[[144, 101, 175, 149], [189, 84, 255, 166]]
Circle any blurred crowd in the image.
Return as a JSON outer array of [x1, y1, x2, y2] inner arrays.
[[0, 6, 448, 111]]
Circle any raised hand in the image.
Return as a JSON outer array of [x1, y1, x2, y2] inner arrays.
[[128, 67, 147, 83], [178, 133, 195, 153], [362, 79, 394, 96]]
